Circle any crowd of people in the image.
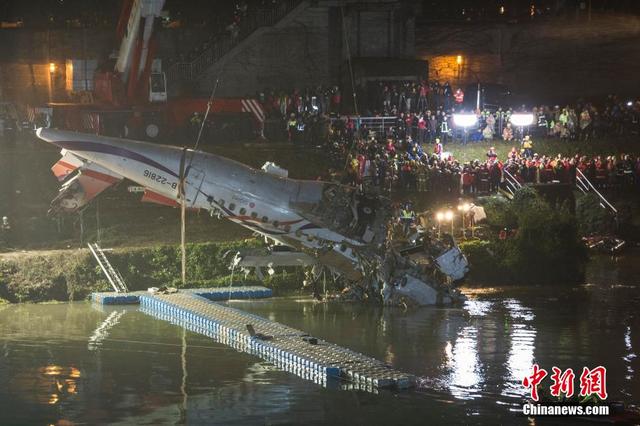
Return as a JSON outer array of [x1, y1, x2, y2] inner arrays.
[[327, 121, 640, 197], [358, 81, 640, 142], [239, 79, 640, 199], [257, 79, 639, 149]]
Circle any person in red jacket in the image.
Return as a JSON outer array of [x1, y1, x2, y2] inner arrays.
[[454, 88, 464, 105]]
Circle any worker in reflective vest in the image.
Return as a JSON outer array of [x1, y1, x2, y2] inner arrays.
[[400, 205, 415, 236]]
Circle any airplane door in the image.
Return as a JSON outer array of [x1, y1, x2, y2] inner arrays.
[[184, 166, 206, 207]]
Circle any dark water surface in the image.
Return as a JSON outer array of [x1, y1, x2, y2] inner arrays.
[[1, 252, 640, 425]]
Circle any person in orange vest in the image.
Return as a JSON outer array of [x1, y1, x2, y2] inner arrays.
[[433, 137, 443, 159], [454, 88, 464, 105]]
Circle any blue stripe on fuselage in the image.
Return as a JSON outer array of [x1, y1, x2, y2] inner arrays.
[[54, 140, 179, 178]]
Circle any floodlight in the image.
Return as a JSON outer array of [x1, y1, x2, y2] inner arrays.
[[510, 113, 534, 126], [444, 210, 454, 221], [436, 212, 445, 222], [452, 113, 477, 128]]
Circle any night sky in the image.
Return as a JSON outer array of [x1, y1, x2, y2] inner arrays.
[[0, 0, 638, 28]]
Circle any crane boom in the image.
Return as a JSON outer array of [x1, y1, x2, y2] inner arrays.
[[115, 0, 165, 98]]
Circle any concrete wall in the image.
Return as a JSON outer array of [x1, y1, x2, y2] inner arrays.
[[201, 4, 331, 97], [416, 14, 640, 102], [198, 0, 416, 96], [0, 27, 209, 103]]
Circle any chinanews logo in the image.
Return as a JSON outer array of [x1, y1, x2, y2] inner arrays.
[[521, 365, 610, 417]]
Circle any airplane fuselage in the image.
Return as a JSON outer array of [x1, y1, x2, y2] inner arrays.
[[37, 129, 361, 269]]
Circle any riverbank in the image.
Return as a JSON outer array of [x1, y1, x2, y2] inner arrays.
[[0, 240, 306, 303]]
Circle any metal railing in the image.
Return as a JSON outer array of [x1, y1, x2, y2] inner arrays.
[[330, 116, 398, 138], [502, 168, 522, 196], [167, 0, 304, 85], [576, 169, 618, 214]]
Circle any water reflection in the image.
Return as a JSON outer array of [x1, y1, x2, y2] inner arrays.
[[447, 326, 482, 399], [87, 310, 126, 350], [10, 365, 83, 407], [623, 326, 635, 389], [502, 299, 536, 398], [464, 299, 493, 317]]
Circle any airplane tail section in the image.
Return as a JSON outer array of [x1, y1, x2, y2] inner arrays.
[[51, 151, 84, 182], [49, 162, 123, 214]]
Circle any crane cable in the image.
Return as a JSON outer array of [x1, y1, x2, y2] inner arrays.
[[178, 53, 228, 287], [178, 148, 187, 287], [340, 3, 359, 172]]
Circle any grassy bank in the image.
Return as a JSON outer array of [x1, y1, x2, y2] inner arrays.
[[441, 136, 640, 163], [0, 240, 305, 303]]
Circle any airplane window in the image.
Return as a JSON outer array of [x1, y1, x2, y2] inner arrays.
[[273, 221, 280, 228], [229, 203, 236, 211], [239, 208, 247, 215], [261, 216, 268, 223], [251, 212, 258, 219], [340, 244, 347, 252], [284, 225, 291, 232]]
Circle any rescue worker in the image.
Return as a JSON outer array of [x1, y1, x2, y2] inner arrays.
[[287, 113, 297, 142], [502, 122, 514, 141], [454, 88, 464, 105], [0, 216, 11, 247], [433, 138, 443, 159], [190, 112, 202, 139], [522, 135, 533, 158], [486, 146, 498, 162], [399, 203, 415, 237]]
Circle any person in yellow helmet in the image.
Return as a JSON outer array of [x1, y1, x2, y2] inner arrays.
[[522, 135, 533, 158]]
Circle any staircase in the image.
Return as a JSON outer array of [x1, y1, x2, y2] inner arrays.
[[575, 169, 618, 214], [166, 0, 306, 88], [501, 168, 523, 198], [88, 243, 129, 293]]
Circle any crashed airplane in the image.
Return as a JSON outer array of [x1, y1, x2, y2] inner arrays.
[[37, 128, 468, 306]]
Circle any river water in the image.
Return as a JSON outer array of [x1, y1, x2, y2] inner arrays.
[[1, 252, 640, 425]]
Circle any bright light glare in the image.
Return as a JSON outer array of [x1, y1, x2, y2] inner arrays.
[[452, 114, 477, 128], [436, 212, 445, 222], [49, 63, 56, 73], [456, 55, 463, 65], [627, 101, 633, 107], [510, 113, 534, 126], [445, 210, 454, 221]]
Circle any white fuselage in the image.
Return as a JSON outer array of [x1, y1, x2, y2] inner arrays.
[[37, 128, 361, 266]]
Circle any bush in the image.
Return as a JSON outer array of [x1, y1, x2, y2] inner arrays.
[[576, 193, 615, 235], [463, 188, 588, 284], [481, 196, 518, 230], [458, 240, 502, 282], [0, 239, 302, 303]]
